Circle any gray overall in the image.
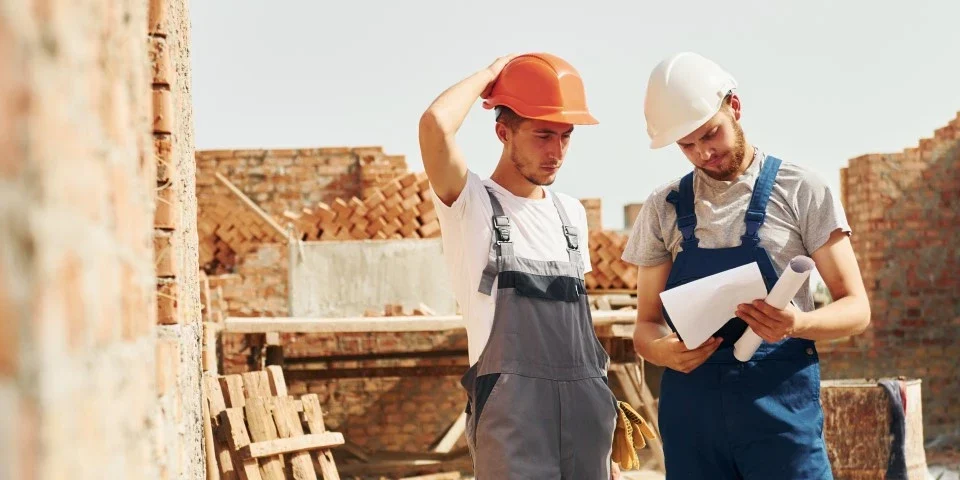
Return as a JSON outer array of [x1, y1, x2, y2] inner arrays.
[[459, 187, 618, 479]]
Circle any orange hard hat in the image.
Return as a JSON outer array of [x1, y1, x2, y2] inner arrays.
[[482, 53, 598, 125]]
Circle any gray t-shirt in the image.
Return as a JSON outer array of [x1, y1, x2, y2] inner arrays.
[[621, 148, 851, 311]]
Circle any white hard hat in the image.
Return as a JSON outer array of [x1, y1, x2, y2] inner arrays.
[[643, 52, 738, 149]]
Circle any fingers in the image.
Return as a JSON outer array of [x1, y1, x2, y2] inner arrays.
[[670, 335, 716, 354], [737, 305, 783, 343], [673, 337, 721, 373]]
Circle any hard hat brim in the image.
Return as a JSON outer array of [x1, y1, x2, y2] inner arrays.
[[484, 99, 598, 125], [648, 111, 717, 149]]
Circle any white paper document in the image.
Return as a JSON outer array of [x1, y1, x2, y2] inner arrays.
[[659, 262, 768, 350]]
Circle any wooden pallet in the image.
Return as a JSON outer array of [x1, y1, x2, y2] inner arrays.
[[203, 366, 343, 480]]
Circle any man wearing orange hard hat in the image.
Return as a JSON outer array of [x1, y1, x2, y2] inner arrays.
[[419, 53, 626, 479]]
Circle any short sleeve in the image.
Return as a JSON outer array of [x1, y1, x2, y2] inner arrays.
[[621, 191, 671, 267], [795, 171, 852, 254]]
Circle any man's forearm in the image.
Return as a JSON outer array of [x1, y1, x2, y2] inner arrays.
[[796, 294, 871, 341], [421, 68, 496, 136], [633, 318, 671, 365]]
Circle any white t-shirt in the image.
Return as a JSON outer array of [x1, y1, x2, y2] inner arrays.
[[431, 170, 593, 366]]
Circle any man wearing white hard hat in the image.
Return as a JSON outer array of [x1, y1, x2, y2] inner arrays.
[[622, 52, 871, 478]]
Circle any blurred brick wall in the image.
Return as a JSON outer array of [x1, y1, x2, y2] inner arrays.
[[821, 112, 960, 443]]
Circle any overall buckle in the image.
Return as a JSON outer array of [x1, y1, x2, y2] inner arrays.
[[493, 215, 511, 243], [563, 225, 579, 251]]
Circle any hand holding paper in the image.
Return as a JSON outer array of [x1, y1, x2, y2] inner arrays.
[[659, 262, 768, 350], [732, 256, 815, 361]]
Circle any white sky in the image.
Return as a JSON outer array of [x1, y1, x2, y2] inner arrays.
[[191, 0, 960, 231]]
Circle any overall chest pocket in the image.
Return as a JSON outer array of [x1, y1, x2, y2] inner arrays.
[[498, 270, 583, 302]]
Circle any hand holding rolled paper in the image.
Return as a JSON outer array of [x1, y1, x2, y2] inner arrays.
[[733, 256, 815, 362]]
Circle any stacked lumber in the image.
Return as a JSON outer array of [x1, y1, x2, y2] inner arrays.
[[204, 367, 343, 480], [282, 171, 440, 241], [198, 174, 287, 271], [585, 230, 638, 291]]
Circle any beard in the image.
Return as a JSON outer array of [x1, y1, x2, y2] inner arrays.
[[701, 121, 746, 181], [511, 149, 557, 186]]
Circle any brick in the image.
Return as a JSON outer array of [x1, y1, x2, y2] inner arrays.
[[154, 184, 178, 229], [154, 230, 177, 277], [152, 88, 173, 134], [155, 134, 173, 185], [0, 261, 15, 378], [148, 0, 167, 36], [148, 36, 171, 86], [157, 279, 178, 325]]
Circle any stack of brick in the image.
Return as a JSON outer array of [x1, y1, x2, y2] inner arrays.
[[195, 146, 408, 217], [585, 230, 638, 290], [355, 146, 409, 193], [281, 171, 440, 241], [581, 198, 603, 231], [197, 174, 287, 273]]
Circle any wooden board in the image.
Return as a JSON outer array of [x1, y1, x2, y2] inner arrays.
[[225, 310, 636, 334], [302, 394, 340, 480]]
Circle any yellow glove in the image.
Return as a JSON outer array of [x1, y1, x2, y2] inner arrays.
[[612, 400, 639, 470], [611, 401, 657, 470]]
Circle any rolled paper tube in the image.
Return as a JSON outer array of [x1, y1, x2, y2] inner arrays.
[[733, 256, 815, 362]]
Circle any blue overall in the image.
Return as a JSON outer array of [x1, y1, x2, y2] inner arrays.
[[658, 156, 833, 479]]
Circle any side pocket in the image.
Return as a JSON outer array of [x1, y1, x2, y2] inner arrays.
[[474, 373, 502, 430], [464, 400, 476, 458]]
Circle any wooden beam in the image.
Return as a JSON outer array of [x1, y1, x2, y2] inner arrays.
[[283, 349, 467, 365], [284, 365, 468, 380], [626, 363, 666, 472], [432, 412, 466, 454], [238, 432, 346, 460], [224, 310, 637, 334]]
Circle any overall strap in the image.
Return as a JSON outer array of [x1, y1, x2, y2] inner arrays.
[[548, 190, 583, 270], [666, 171, 699, 247], [478, 187, 513, 295], [741, 155, 782, 246]]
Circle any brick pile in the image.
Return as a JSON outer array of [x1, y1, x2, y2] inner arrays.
[[195, 146, 408, 219], [585, 230, 638, 290], [822, 111, 960, 444], [197, 174, 287, 273], [281, 171, 440, 241]]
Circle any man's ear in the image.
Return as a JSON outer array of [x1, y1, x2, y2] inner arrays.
[[495, 122, 510, 144], [729, 94, 742, 121]]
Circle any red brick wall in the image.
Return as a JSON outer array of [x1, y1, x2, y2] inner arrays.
[[0, 0, 185, 478], [196, 146, 407, 220], [822, 112, 960, 443]]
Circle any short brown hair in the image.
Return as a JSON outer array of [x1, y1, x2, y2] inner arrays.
[[495, 106, 526, 131]]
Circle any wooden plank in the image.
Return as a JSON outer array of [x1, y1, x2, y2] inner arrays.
[[400, 473, 461, 480], [301, 394, 340, 480], [432, 412, 465, 454], [265, 366, 287, 397], [225, 310, 636, 334], [284, 365, 467, 380], [626, 364, 665, 472], [220, 408, 264, 480], [239, 432, 345, 460], [241, 371, 272, 399], [203, 376, 234, 480], [220, 375, 247, 408], [268, 398, 317, 479], [244, 398, 286, 479]]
